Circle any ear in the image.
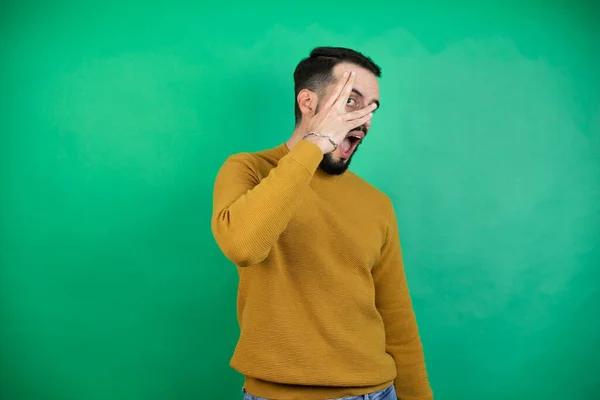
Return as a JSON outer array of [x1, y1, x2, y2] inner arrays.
[[297, 89, 318, 118]]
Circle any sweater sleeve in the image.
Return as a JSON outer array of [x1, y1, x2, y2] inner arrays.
[[372, 201, 433, 400], [211, 140, 323, 267]]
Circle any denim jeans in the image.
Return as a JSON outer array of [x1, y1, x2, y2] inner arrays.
[[243, 384, 396, 400]]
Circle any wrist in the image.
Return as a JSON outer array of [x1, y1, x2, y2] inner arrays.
[[302, 132, 336, 154]]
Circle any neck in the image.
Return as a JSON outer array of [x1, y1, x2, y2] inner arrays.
[[285, 123, 309, 151]]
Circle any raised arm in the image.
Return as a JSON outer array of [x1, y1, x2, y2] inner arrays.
[[372, 201, 433, 400], [211, 140, 323, 267], [211, 70, 375, 267]]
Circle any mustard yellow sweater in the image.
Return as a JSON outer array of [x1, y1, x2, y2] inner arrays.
[[211, 140, 432, 400]]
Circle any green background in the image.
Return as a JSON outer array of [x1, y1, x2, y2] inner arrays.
[[1, 1, 599, 399]]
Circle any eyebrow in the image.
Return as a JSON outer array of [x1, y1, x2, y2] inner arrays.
[[351, 88, 380, 110]]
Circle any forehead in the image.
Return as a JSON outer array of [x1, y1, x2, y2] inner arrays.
[[331, 62, 380, 101]]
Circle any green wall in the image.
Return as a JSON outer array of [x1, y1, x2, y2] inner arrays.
[[1, 1, 599, 399]]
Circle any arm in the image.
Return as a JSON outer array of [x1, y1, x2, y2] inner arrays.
[[372, 201, 433, 400], [211, 140, 323, 267], [212, 69, 375, 266]]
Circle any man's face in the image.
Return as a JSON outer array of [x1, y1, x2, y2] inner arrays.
[[316, 63, 380, 175]]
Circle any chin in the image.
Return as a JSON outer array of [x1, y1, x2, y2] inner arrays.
[[318, 153, 353, 175]]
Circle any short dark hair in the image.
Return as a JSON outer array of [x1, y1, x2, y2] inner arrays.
[[293, 47, 382, 125]]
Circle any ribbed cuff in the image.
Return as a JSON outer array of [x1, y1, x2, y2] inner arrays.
[[289, 139, 324, 173]]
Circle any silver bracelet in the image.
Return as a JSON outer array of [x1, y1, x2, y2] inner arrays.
[[303, 131, 338, 150]]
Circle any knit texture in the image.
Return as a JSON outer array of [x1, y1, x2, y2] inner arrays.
[[211, 140, 433, 400]]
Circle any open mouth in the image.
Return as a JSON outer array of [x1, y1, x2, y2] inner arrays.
[[340, 131, 365, 158]]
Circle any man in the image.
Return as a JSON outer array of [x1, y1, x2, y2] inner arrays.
[[211, 47, 433, 400]]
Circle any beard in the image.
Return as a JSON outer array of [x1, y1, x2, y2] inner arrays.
[[318, 131, 365, 175]]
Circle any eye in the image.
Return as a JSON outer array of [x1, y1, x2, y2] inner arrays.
[[347, 98, 356, 106]]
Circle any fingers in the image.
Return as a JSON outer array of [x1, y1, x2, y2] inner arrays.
[[344, 103, 378, 121], [334, 71, 357, 109], [346, 111, 373, 130], [325, 71, 355, 108]]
